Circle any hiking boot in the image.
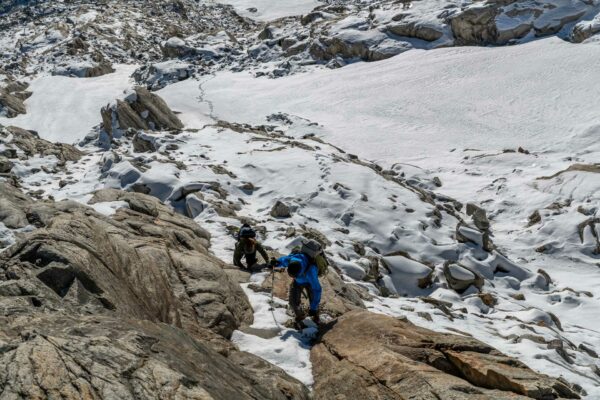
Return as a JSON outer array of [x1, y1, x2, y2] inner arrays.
[[294, 319, 306, 331]]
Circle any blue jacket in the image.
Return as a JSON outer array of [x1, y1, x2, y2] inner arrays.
[[276, 253, 322, 311]]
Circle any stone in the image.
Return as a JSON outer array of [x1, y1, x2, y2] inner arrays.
[[132, 131, 157, 152], [466, 202, 490, 231], [311, 310, 581, 400], [387, 21, 443, 42], [270, 200, 292, 218], [1, 125, 82, 163], [444, 261, 484, 293], [0, 155, 13, 173], [0, 88, 26, 117]]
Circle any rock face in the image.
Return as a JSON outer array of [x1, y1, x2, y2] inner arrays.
[[0, 186, 310, 399], [0, 125, 83, 164], [101, 87, 184, 137], [311, 311, 581, 400]]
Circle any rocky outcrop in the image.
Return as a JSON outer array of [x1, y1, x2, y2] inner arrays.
[[0, 125, 83, 164], [311, 311, 581, 400], [387, 21, 443, 42], [0, 83, 31, 118], [0, 185, 310, 399], [101, 87, 184, 137], [0, 312, 309, 400]]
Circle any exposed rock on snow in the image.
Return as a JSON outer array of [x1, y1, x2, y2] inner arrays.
[[101, 87, 183, 137], [0, 125, 83, 164], [270, 200, 292, 218], [0, 85, 28, 118], [0, 185, 310, 399], [312, 311, 581, 400], [444, 261, 484, 293]]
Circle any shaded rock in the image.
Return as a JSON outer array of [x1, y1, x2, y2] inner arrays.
[[132, 131, 157, 152], [1, 125, 82, 163], [466, 202, 490, 231], [270, 200, 292, 218], [0, 155, 13, 173], [312, 310, 580, 400], [444, 261, 484, 293], [451, 4, 499, 45], [527, 209, 541, 227], [0, 88, 26, 118]]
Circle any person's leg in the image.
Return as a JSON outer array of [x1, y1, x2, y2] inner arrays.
[[244, 252, 258, 271], [289, 281, 305, 328], [305, 285, 320, 324]]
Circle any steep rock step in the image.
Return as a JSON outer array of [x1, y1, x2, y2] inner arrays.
[[311, 310, 581, 400]]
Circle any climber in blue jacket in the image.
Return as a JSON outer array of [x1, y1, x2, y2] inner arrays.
[[271, 251, 322, 329]]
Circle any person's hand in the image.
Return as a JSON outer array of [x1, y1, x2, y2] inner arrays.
[[269, 258, 278, 269]]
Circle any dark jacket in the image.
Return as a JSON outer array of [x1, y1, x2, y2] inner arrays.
[[233, 239, 269, 267]]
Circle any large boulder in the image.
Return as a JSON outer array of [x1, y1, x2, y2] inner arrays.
[[450, 4, 499, 45], [270, 200, 292, 218], [0, 313, 309, 400], [311, 310, 581, 400], [101, 87, 183, 137], [443, 261, 484, 293]]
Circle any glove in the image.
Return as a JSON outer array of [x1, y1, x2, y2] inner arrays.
[[269, 258, 278, 269]]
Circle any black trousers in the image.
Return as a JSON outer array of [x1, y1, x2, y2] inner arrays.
[[244, 252, 257, 268], [289, 280, 314, 319]]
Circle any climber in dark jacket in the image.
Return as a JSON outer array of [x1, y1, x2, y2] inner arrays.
[[272, 252, 322, 328], [233, 224, 269, 270]]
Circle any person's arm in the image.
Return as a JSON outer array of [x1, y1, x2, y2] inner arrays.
[[274, 255, 291, 270], [306, 266, 322, 312], [256, 243, 270, 264], [233, 243, 244, 268]]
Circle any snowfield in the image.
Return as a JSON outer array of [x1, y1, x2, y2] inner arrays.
[[201, 37, 600, 163], [0, 65, 136, 143]]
